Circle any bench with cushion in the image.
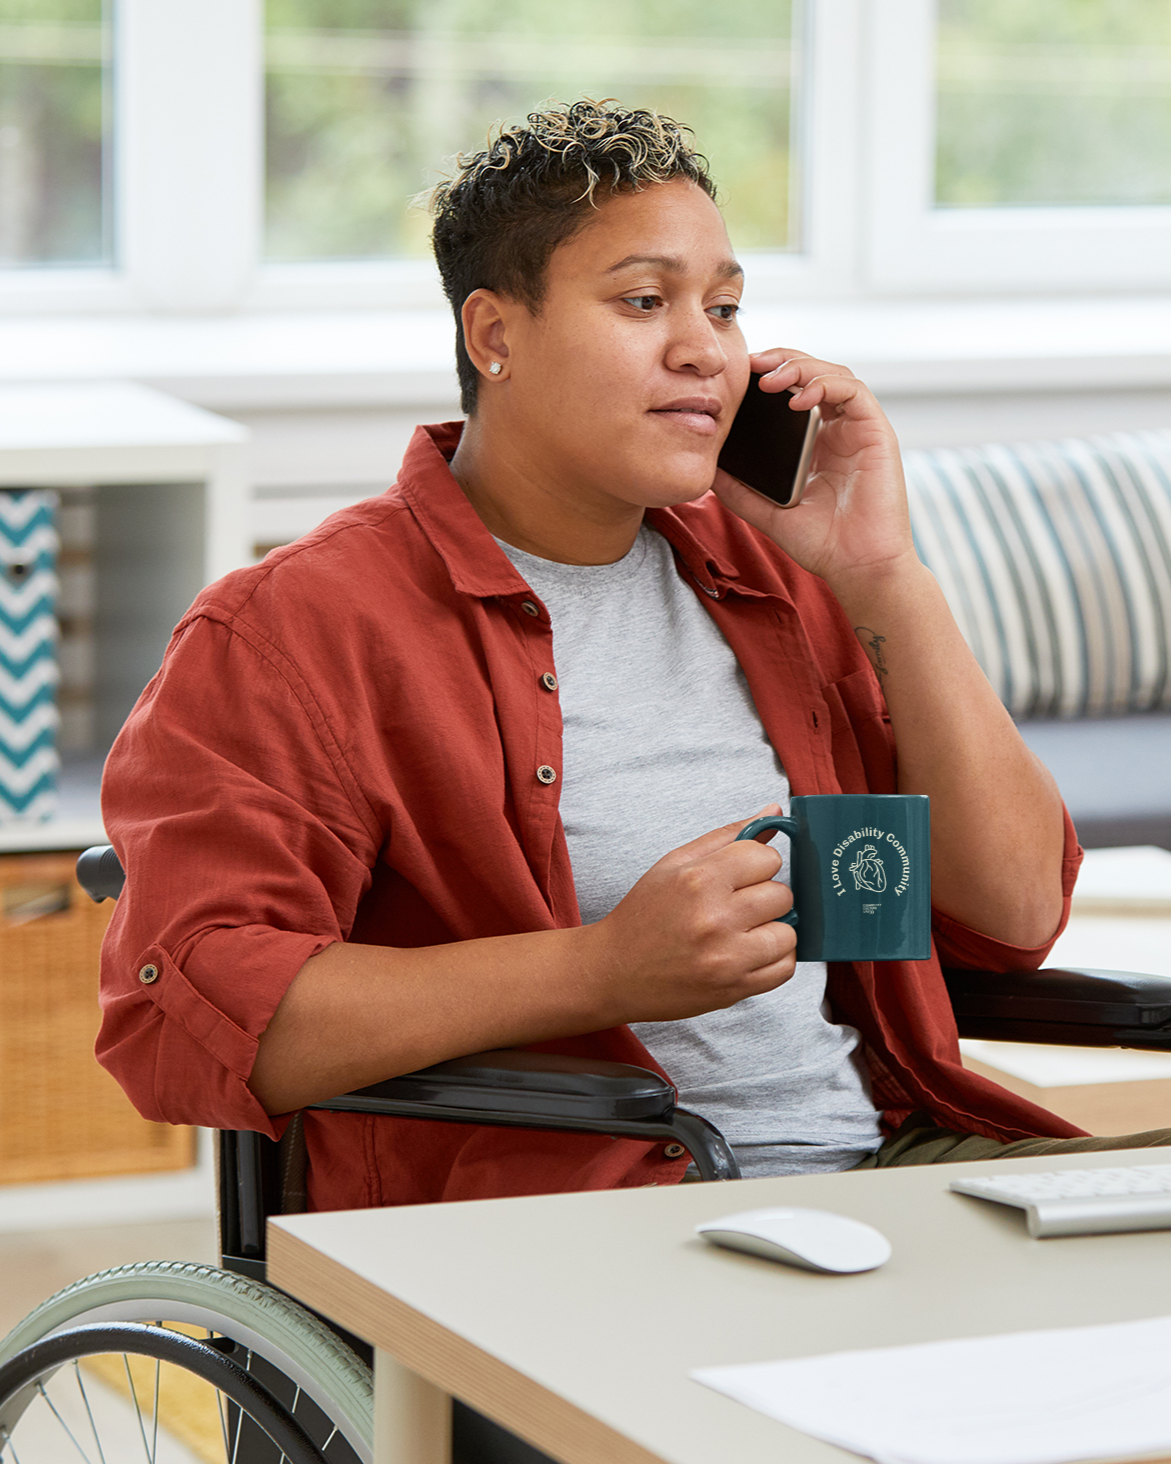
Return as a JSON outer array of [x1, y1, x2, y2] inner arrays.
[[904, 428, 1171, 850]]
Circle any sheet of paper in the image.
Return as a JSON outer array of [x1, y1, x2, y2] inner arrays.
[[958, 1036, 1171, 1087], [693, 1314, 1171, 1464], [1072, 846, 1171, 912]]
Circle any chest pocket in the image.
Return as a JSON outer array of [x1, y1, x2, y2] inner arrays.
[[820, 667, 896, 795]]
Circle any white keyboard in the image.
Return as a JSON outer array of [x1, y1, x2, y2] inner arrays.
[[949, 1163, 1171, 1238]]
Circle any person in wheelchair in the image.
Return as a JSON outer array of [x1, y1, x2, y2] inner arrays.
[[95, 99, 1171, 1215]]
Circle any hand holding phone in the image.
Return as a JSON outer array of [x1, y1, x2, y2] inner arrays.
[[718, 373, 822, 509]]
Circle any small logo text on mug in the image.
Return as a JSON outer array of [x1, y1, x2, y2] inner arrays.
[[831, 827, 912, 899]]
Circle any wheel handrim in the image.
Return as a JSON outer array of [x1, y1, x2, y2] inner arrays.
[[0, 1323, 327, 1464]]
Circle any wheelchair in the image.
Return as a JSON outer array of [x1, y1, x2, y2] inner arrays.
[[0, 846, 1169, 1463]]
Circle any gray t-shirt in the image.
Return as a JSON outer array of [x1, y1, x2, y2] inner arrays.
[[495, 524, 883, 1177]]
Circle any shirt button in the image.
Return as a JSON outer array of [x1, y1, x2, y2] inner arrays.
[[664, 1143, 687, 1159], [521, 600, 540, 617], [540, 671, 558, 692], [138, 963, 160, 984], [536, 765, 557, 785]]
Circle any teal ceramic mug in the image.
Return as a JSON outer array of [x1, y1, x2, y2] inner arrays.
[[736, 794, 931, 961]]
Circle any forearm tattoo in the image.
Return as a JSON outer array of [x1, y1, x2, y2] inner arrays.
[[855, 626, 889, 679]]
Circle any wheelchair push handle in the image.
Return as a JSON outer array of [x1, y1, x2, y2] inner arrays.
[[77, 845, 125, 902]]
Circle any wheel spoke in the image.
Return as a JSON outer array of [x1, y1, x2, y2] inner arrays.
[[36, 1379, 93, 1463], [151, 1354, 160, 1464], [230, 1394, 244, 1464], [122, 1353, 154, 1463], [71, 1361, 108, 1464], [0, 1420, 24, 1463], [216, 1387, 232, 1460]]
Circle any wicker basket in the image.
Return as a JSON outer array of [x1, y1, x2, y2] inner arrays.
[[0, 850, 195, 1184]]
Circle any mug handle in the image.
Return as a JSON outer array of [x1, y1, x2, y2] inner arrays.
[[735, 816, 799, 927]]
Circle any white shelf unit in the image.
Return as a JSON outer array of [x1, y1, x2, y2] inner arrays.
[[0, 382, 248, 1226], [0, 380, 251, 853]]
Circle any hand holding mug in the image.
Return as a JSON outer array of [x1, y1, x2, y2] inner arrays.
[[589, 809, 799, 1026], [736, 794, 931, 962]]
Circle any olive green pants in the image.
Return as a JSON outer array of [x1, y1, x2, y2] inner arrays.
[[855, 1111, 1171, 1168], [677, 1115, 1171, 1182]]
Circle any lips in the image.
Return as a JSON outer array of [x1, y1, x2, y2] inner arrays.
[[650, 398, 722, 436]]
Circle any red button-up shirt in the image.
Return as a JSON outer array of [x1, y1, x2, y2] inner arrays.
[[97, 423, 1085, 1212]]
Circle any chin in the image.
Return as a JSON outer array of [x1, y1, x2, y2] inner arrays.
[[624, 454, 718, 507], [640, 470, 718, 509]]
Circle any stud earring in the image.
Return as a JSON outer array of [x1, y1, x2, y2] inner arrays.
[[488, 361, 502, 375]]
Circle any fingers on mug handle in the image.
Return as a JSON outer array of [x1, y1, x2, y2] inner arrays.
[[736, 817, 800, 928], [737, 814, 798, 845]]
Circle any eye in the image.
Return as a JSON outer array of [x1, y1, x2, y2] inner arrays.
[[623, 294, 661, 312], [708, 302, 741, 323]]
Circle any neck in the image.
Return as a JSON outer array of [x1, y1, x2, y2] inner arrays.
[[450, 413, 644, 566]]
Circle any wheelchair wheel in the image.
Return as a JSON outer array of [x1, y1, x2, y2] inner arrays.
[[0, 1261, 372, 1463], [0, 1321, 324, 1462]]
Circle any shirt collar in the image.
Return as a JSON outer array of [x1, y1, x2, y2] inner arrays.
[[394, 422, 534, 599], [645, 502, 741, 599], [395, 421, 780, 605]]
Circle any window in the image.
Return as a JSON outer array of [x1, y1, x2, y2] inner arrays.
[[3, 0, 1171, 313], [865, 0, 1171, 291], [0, 0, 110, 267], [263, 0, 800, 263], [935, 0, 1171, 209]]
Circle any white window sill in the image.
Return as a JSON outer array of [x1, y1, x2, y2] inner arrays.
[[1, 293, 1170, 411]]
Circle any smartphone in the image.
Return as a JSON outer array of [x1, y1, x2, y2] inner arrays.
[[718, 373, 822, 508]]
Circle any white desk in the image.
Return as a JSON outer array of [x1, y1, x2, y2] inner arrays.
[[269, 1147, 1171, 1464]]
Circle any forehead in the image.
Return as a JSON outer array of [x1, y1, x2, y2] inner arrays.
[[548, 178, 740, 281]]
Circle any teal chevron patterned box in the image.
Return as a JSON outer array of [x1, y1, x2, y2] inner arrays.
[[0, 490, 59, 822]]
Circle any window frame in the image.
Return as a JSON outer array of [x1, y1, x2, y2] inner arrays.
[[249, 0, 854, 312], [2, 0, 1171, 316], [0, 0, 261, 314], [862, 0, 1171, 294]]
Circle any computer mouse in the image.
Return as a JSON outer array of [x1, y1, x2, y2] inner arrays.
[[696, 1206, 892, 1274]]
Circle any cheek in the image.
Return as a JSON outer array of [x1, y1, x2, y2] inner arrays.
[[723, 338, 751, 399], [517, 318, 617, 410], [555, 356, 644, 439]]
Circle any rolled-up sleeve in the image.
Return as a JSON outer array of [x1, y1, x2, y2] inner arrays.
[[97, 609, 383, 1136], [930, 802, 1084, 973]]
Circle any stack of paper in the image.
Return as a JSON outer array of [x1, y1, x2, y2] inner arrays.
[[1071, 846, 1171, 916], [694, 1314, 1171, 1464]]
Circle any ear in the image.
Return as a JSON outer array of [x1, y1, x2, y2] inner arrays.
[[461, 289, 513, 382]]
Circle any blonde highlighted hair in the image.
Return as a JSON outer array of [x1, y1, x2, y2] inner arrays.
[[430, 99, 716, 413]]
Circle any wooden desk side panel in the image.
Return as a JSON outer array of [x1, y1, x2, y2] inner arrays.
[[267, 1223, 665, 1464]]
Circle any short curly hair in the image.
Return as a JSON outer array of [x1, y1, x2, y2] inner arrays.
[[429, 99, 717, 414]]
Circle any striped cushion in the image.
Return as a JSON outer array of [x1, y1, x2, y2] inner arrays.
[[904, 430, 1171, 721]]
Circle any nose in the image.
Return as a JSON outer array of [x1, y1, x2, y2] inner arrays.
[[663, 306, 729, 377]]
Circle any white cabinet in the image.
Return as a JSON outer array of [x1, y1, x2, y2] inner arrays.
[[0, 381, 250, 853]]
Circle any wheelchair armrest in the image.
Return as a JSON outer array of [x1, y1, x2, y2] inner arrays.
[[313, 1049, 674, 1121], [308, 1049, 738, 1181], [945, 966, 1171, 1048], [228, 1051, 738, 1270]]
